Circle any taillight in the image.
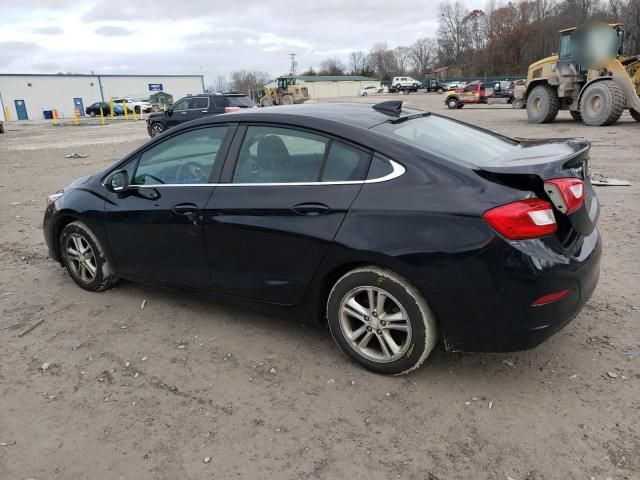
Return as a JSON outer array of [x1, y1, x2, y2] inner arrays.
[[483, 199, 557, 240], [544, 178, 584, 214], [224, 107, 241, 113]]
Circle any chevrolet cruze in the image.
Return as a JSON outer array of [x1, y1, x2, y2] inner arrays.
[[43, 101, 601, 374]]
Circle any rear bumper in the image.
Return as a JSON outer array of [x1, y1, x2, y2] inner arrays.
[[417, 228, 601, 352]]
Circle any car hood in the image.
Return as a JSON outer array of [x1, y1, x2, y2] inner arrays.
[[148, 112, 166, 120]]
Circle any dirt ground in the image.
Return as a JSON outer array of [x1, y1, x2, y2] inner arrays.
[[0, 94, 638, 480]]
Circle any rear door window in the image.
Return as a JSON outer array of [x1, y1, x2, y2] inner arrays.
[[321, 141, 371, 182], [233, 126, 328, 183], [189, 97, 209, 110]]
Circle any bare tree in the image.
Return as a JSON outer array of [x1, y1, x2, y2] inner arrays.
[[393, 46, 412, 75], [348, 51, 367, 75], [229, 70, 270, 95], [410, 38, 436, 76], [318, 57, 346, 75], [437, 0, 470, 64], [367, 42, 398, 80]]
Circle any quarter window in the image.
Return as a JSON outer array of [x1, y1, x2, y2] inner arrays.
[[133, 126, 229, 185], [233, 126, 329, 183]]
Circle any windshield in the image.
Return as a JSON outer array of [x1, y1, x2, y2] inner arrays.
[[372, 115, 519, 166]]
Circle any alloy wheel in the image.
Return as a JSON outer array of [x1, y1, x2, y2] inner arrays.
[[65, 233, 97, 283], [338, 286, 412, 363]]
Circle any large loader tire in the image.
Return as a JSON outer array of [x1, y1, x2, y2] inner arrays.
[[527, 84, 560, 123], [630, 109, 640, 122], [580, 80, 625, 126], [281, 94, 294, 105], [260, 95, 274, 107]]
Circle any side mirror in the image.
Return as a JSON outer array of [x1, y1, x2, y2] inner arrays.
[[106, 170, 129, 192]]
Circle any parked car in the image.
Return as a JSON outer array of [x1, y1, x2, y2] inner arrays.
[[359, 85, 380, 96], [0, 120, 4, 133], [146, 93, 255, 137], [113, 97, 153, 114], [389, 76, 420, 94], [446, 81, 466, 90], [43, 101, 600, 375], [85, 102, 124, 117]]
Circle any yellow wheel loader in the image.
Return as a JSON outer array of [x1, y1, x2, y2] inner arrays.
[[260, 75, 310, 107], [516, 23, 640, 126]]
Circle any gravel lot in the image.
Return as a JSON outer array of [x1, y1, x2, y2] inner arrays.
[[1, 94, 639, 479]]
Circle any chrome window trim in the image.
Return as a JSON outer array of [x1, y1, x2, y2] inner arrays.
[[130, 159, 406, 188]]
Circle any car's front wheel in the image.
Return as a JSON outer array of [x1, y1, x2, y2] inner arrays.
[[327, 267, 438, 375], [447, 97, 459, 109], [60, 221, 118, 292], [150, 123, 165, 137]]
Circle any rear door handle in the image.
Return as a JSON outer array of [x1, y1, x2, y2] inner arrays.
[[172, 203, 198, 215], [292, 202, 330, 216]]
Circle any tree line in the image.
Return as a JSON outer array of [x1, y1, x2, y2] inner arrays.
[[210, 0, 640, 93]]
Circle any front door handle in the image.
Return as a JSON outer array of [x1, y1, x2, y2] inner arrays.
[[172, 203, 198, 215], [292, 202, 330, 216]]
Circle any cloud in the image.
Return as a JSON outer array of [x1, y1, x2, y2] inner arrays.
[[31, 26, 64, 35], [94, 25, 133, 37]]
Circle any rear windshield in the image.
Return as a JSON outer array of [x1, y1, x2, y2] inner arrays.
[[371, 115, 519, 165], [216, 96, 254, 108]]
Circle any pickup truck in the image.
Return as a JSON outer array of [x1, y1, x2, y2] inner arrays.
[[443, 81, 516, 109]]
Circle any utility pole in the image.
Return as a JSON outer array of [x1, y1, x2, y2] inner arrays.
[[289, 53, 297, 76]]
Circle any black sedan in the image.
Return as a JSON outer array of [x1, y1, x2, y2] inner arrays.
[[43, 101, 601, 375]]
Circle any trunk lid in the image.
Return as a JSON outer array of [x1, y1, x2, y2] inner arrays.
[[475, 138, 598, 239]]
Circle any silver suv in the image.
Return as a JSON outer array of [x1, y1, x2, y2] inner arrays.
[[390, 76, 420, 94]]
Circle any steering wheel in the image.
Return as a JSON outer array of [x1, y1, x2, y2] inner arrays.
[[176, 161, 205, 183], [136, 173, 165, 184]]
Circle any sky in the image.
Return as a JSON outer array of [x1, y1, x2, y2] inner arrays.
[[0, 0, 485, 85]]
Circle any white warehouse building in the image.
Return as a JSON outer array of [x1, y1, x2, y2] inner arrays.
[[0, 73, 204, 121]]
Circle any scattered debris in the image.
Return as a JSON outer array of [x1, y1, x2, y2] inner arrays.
[[350, 380, 356, 386], [327, 378, 335, 384], [0, 441, 16, 447], [18, 318, 45, 337], [0, 321, 26, 331], [141, 299, 146, 310], [488, 401, 493, 410], [570, 374, 577, 380], [203, 457, 211, 464], [607, 371, 619, 379], [269, 367, 277, 374], [141, 356, 147, 361], [590, 173, 631, 187], [502, 359, 516, 368], [41, 362, 50, 372], [624, 351, 638, 361], [64, 152, 88, 159]]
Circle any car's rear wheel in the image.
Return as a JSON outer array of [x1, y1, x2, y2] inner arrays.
[[327, 266, 438, 375], [436, 87, 444, 94], [60, 221, 118, 292], [89, 111, 96, 117], [362, 92, 368, 96], [150, 123, 165, 137]]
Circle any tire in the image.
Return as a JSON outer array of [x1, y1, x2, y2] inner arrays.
[[580, 80, 625, 126], [281, 94, 294, 105], [326, 266, 438, 375], [89, 111, 96, 117], [134, 106, 141, 114], [150, 123, 165, 137], [260, 95, 274, 107], [362, 92, 368, 96], [447, 97, 459, 109], [60, 221, 118, 292], [526, 84, 560, 123], [569, 110, 582, 121], [436, 88, 444, 94], [512, 98, 524, 109], [403, 89, 410, 95], [631, 109, 640, 122], [0, 122, 4, 134]]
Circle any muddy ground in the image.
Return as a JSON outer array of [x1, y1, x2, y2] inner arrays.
[[0, 94, 638, 480]]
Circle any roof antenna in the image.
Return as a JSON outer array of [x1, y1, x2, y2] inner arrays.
[[373, 100, 402, 115]]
